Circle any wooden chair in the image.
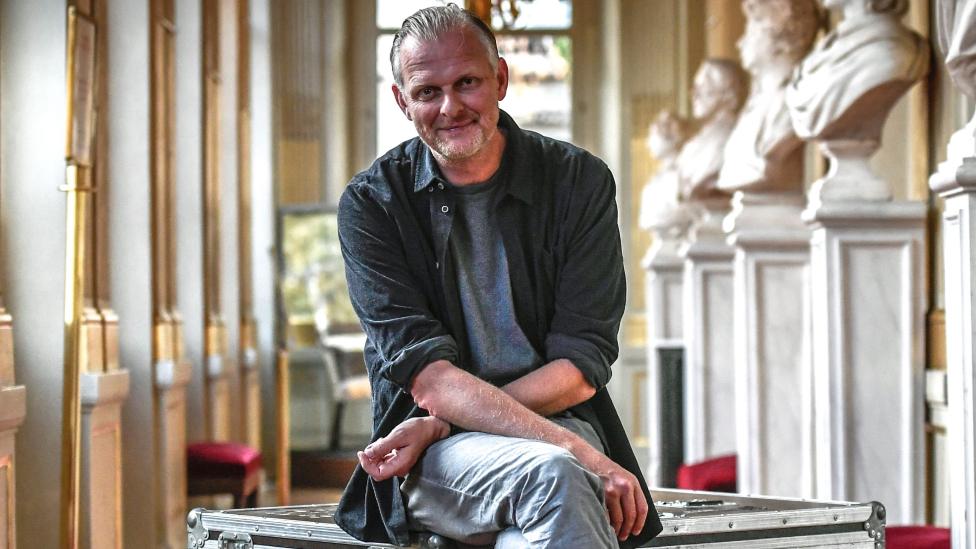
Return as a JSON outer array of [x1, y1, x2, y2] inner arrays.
[[313, 306, 370, 450], [187, 441, 263, 508]]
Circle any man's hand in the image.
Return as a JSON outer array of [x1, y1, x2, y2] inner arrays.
[[357, 416, 450, 481], [574, 443, 649, 541]]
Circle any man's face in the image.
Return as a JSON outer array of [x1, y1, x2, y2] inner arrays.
[[393, 27, 509, 164]]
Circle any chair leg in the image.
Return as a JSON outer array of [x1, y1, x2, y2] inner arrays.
[[330, 401, 346, 451], [246, 486, 259, 508]]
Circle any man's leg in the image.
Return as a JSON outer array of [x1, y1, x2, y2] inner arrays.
[[400, 417, 616, 548]]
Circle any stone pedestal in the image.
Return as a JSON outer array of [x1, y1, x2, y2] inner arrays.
[[681, 226, 736, 464], [803, 201, 926, 524], [0, 385, 25, 549], [644, 237, 686, 486], [727, 201, 814, 498], [154, 358, 192, 548], [80, 369, 131, 549], [931, 154, 976, 548]]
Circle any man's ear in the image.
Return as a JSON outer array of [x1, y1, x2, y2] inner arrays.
[[393, 84, 412, 121], [496, 57, 510, 102]]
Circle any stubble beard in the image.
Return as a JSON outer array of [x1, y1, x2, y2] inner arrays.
[[418, 114, 498, 163]]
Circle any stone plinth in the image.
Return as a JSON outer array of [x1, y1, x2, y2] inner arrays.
[[680, 230, 736, 464], [803, 201, 926, 524], [645, 237, 686, 486], [727, 202, 814, 499], [80, 369, 131, 549], [931, 154, 976, 548]]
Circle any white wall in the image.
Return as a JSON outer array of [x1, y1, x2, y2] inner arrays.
[[176, 0, 207, 444], [219, 0, 242, 441], [0, 2, 67, 547], [250, 0, 278, 475], [110, 1, 155, 546]]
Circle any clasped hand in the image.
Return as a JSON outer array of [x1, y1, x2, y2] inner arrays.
[[357, 416, 450, 481]]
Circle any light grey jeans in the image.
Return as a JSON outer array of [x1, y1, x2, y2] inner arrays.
[[400, 413, 617, 548]]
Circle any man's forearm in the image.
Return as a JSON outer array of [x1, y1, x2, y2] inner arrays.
[[410, 360, 591, 455], [500, 358, 596, 416]]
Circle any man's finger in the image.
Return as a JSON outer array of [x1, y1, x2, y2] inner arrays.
[[364, 431, 404, 459], [358, 451, 381, 479], [632, 489, 649, 536], [618, 481, 636, 541], [605, 492, 623, 537]]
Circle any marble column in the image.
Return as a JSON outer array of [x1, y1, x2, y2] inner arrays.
[[676, 59, 746, 465], [930, 2, 976, 546], [640, 110, 692, 485], [785, 0, 929, 523], [717, 0, 820, 498]]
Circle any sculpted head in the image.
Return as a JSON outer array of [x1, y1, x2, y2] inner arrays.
[[646, 110, 691, 160], [691, 59, 748, 120], [739, 0, 821, 72]]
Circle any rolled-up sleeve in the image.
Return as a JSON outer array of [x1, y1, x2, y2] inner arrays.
[[338, 180, 457, 391], [544, 158, 625, 391]]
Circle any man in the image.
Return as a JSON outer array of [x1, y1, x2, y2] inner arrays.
[[336, 5, 662, 548]]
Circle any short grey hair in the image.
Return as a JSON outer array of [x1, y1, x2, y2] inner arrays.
[[390, 3, 499, 88]]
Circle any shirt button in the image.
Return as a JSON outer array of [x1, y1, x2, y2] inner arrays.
[[437, 182, 445, 190], [435, 261, 440, 269], [428, 187, 434, 193], [441, 205, 449, 213]]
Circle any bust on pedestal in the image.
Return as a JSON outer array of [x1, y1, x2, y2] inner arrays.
[[641, 110, 694, 268], [678, 59, 748, 245], [678, 59, 747, 465], [640, 110, 692, 486], [930, 2, 976, 547], [786, 0, 928, 205], [787, 0, 928, 523], [718, 0, 819, 499]]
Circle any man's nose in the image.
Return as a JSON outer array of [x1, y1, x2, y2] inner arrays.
[[439, 91, 463, 118]]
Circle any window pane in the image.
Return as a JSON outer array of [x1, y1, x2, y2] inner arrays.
[[377, 0, 446, 29], [376, 34, 419, 155], [498, 35, 571, 142], [492, 0, 571, 30]]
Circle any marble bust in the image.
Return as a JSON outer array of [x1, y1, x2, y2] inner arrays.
[[786, 0, 928, 202], [677, 59, 749, 201], [717, 0, 819, 196], [639, 110, 694, 246], [930, 0, 976, 191]]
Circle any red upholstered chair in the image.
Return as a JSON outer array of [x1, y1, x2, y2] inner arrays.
[[187, 441, 263, 508], [676, 454, 737, 493], [886, 526, 950, 549]]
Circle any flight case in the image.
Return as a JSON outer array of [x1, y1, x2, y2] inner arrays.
[[187, 488, 886, 548]]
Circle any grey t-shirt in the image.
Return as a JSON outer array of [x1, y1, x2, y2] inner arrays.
[[448, 175, 542, 384]]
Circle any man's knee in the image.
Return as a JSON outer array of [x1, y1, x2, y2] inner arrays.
[[521, 446, 603, 498]]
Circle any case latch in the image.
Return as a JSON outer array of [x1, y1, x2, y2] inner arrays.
[[218, 531, 253, 549]]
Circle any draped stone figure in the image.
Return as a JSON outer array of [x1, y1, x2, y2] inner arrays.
[[935, 0, 976, 170], [785, 0, 928, 203], [717, 0, 819, 229], [677, 59, 748, 237], [639, 110, 693, 266]]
